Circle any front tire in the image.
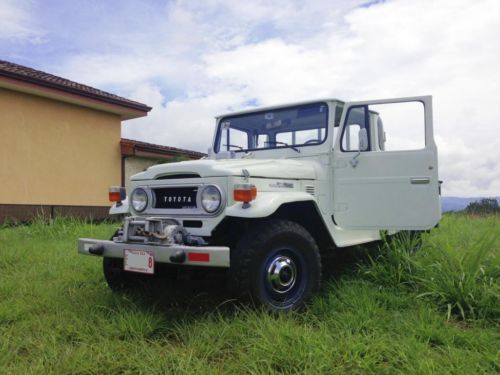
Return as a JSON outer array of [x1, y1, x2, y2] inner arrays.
[[102, 229, 133, 291], [103, 257, 133, 291], [229, 220, 321, 311]]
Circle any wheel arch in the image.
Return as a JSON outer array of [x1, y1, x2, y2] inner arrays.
[[212, 200, 335, 251], [267, 201, 336, 251]]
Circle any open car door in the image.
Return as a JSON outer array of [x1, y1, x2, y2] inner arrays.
[[332, 96, 441, 230]]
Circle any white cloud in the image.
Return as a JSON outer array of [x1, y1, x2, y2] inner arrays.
[[0, 0, 40, 42], [54, 0, 500, 196]]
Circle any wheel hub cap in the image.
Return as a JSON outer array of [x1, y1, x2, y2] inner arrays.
[[266, 255, 297, 294]]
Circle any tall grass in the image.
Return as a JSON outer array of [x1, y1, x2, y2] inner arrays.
[[360, 214, 499, 321], [0, 214, 498, 373]]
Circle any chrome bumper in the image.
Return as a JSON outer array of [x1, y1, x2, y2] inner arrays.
[[78, 238, 230, 268]]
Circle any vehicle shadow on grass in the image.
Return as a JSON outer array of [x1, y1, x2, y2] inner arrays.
[[122, 267, 240, 316], [320, 242, 381, 280], [119, 243, 382, 316]]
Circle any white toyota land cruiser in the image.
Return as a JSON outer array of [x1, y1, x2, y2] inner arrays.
[[78, 96, 441, 311]]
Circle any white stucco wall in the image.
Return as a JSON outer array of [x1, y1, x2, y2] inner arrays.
[[124, 157, 162, 194]]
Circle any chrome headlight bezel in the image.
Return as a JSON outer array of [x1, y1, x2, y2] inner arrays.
[[131, 188, 148, 212], [200, 185, 222, 213]]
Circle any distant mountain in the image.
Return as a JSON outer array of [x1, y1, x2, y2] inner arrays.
[[441, 197, 500, 212]]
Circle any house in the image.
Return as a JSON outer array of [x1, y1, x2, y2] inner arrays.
[[0, 60, 150, 222], [0, 61, 207, 223], [120, 138, 205, 194]]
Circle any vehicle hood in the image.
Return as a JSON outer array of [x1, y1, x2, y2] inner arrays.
[[131, 158, 316, 180]]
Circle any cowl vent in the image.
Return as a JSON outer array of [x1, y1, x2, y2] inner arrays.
[[305, 185, 315, 196], [156, 173, 201, 180]]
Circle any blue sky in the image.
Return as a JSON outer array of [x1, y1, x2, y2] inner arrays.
[[1, 0, 499, 196]]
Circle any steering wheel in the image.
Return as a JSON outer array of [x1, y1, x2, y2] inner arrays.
[[304, 139, 320, 144]]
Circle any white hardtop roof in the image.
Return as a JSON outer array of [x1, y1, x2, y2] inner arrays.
[[215, 98, 345, 119]]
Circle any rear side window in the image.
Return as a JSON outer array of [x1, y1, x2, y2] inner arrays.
[[377, 117, 386, 151], [341, 106, 369, 152]]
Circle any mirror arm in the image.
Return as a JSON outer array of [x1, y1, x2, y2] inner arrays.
[[350, 150, 361, 168]]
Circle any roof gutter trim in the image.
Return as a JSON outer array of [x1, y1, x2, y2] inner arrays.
[[0, 70, 152, 113]]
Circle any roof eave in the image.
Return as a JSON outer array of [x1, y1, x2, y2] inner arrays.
[[0, 75, 150, 120], [120, 138, 206, 160]]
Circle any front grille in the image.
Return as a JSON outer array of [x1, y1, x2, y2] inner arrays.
[[152, 187, 198, 209]]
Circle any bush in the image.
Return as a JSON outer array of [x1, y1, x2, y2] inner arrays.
[[361, 231, 421, 287], [358, 215, 499, 321]]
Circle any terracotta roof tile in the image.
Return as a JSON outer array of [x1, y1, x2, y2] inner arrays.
[[0, 60, 151, 112], [121, 138, 206, 159]]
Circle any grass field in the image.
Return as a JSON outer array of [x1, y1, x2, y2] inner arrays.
[[0, 214, 498, 373]]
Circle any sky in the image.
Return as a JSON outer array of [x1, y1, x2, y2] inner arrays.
[[1, 0, 499, 197]]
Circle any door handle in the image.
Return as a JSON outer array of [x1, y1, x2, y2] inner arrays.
[[410, 177, 430, 185]]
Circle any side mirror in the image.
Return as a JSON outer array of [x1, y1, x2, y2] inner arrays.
[[358, 128, 368, 151]]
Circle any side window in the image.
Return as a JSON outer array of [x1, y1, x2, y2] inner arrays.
[[341, 106, 369, 151], [377, 117, 386, 151], [369, 102, 425, 151], [332, 104, 344, 148], [334, 104, 344, 127]]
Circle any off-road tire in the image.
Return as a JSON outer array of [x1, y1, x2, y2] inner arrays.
[[103, 230, 134, 291], [229, 220, 322, 311], [103, 257, 133, 291]]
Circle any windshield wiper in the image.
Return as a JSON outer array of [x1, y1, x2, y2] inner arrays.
[[265, 141, 300, 153], [223, 144, 244, 150]]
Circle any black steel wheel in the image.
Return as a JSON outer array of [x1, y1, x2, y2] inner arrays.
[[229, 220, 321, 311]]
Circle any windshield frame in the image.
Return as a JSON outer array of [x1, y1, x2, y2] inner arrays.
[[214, 101, 329, 153]]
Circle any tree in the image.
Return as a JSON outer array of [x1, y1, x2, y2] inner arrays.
[[465, 198, 500, 215]]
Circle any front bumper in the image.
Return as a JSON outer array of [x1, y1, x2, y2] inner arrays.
[[78, 238, 230, 268]]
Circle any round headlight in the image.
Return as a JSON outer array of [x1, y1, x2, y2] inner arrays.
[[201, 185, 222, 213], [131, 188, 148, 212]]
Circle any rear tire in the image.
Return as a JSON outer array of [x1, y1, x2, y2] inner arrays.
[[229, 220, 321, 311]]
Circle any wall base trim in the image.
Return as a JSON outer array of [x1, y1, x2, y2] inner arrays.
[[0, 204, 112, 224]]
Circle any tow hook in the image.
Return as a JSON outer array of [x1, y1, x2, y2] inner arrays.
[[169, 250, 186, 264], [88, 244, 104, 255]]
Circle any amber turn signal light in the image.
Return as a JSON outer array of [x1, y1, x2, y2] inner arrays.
[[233, 184, 257, 203], [109, 186, 126, 203]]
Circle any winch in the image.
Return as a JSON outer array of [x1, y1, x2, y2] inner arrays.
[[136, 224, 187, 245], [117, 217, 206, 246]]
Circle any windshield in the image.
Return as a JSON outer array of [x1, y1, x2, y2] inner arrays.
[[215, 102, 328, 153]]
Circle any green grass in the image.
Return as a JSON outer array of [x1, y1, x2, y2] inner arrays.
[[361, 215, 499, 321], [0, 215, 498, 373]]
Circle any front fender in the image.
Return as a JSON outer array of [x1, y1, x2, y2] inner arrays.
[[109, 197, 129, 215], [225, 191, 316, 218]]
